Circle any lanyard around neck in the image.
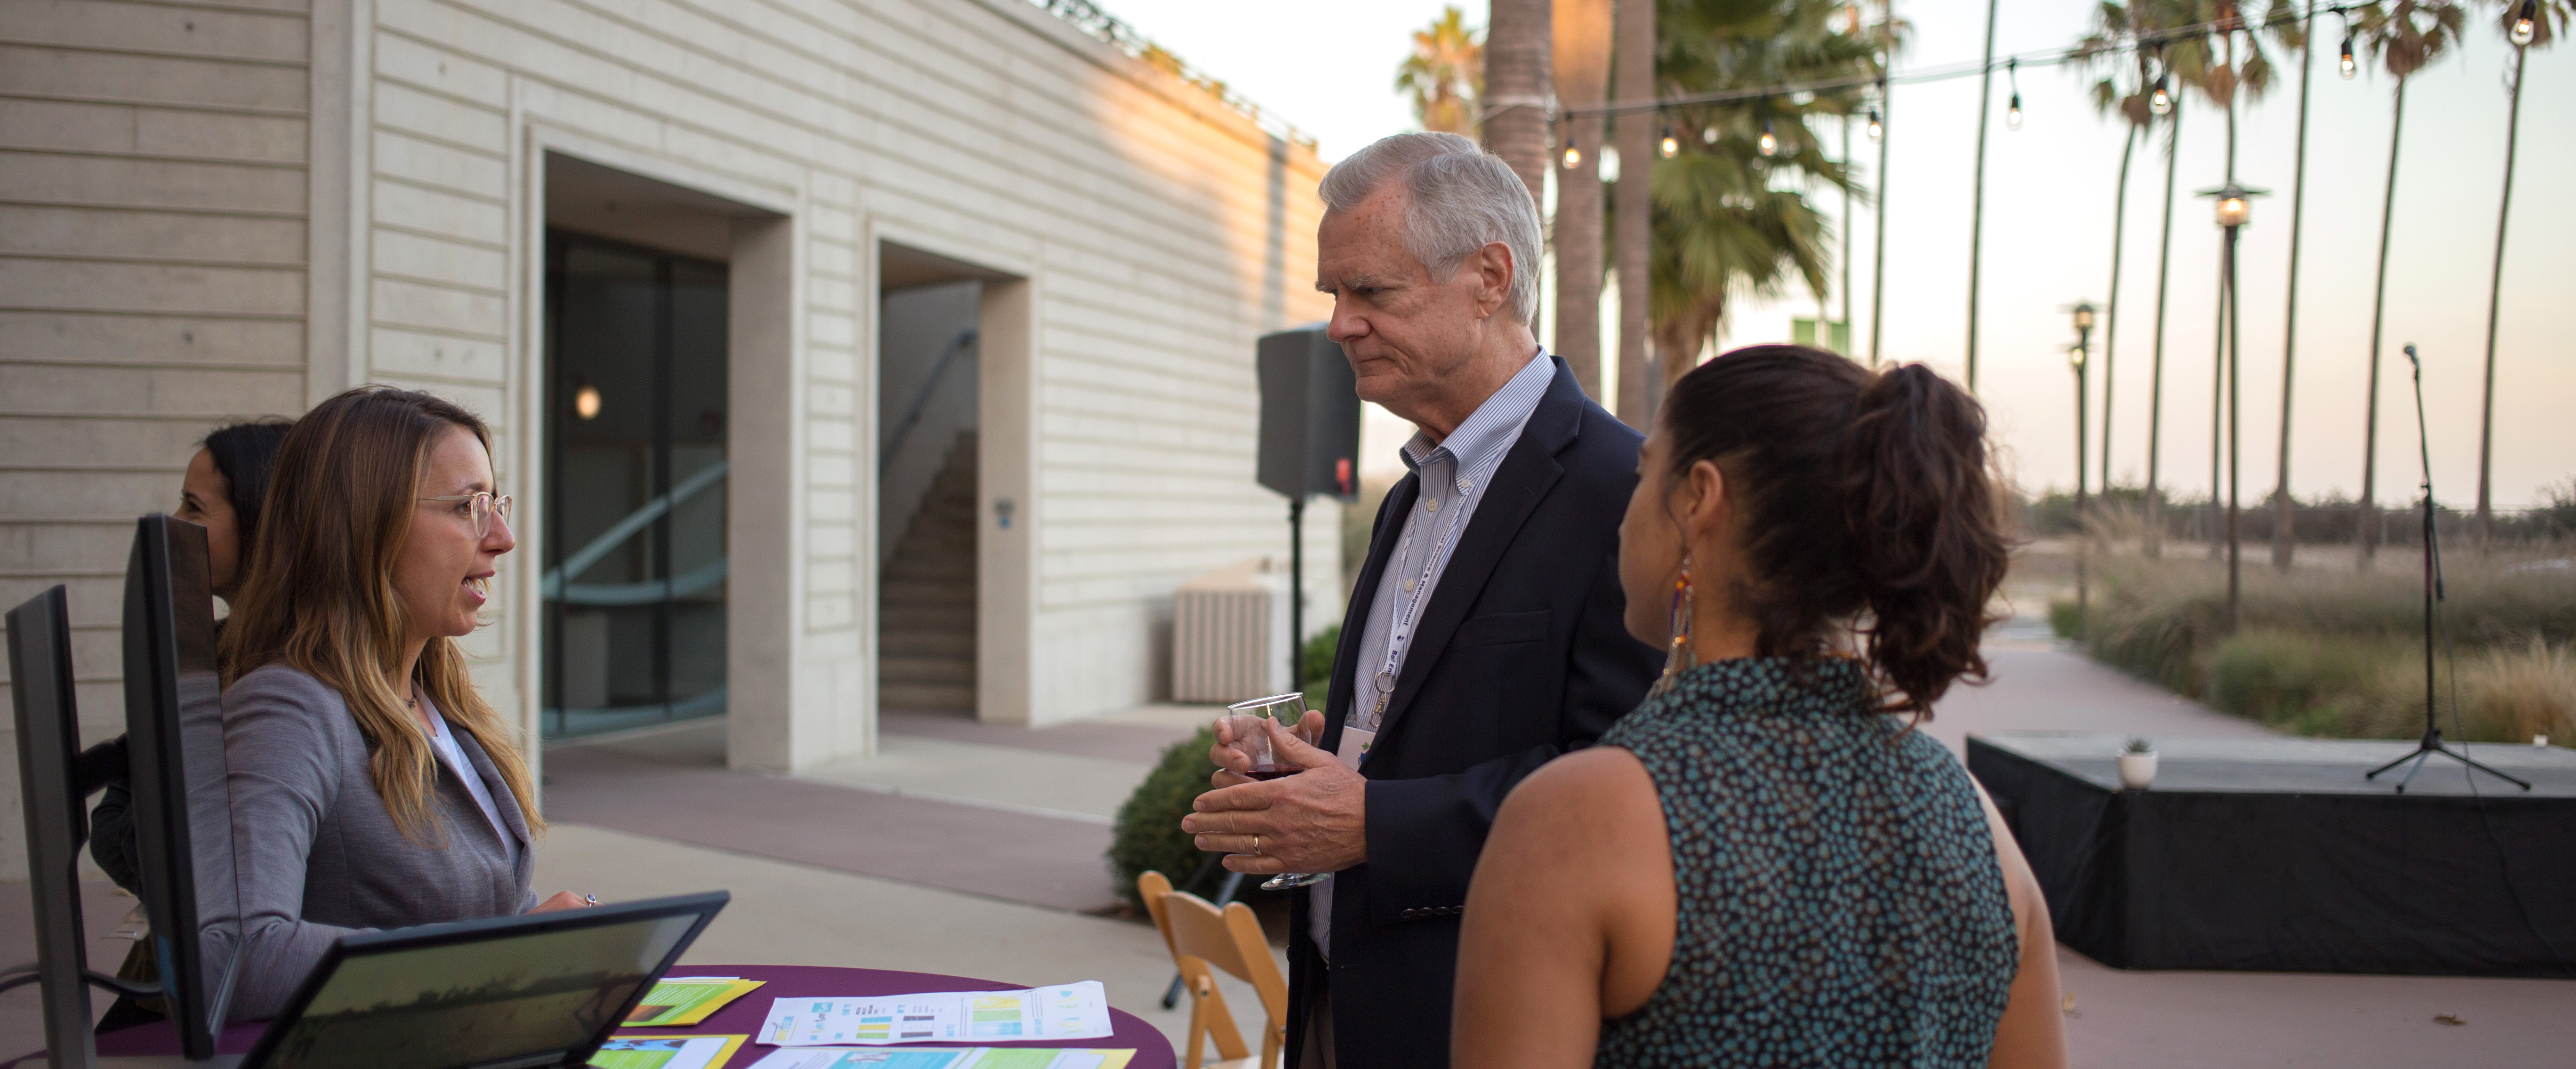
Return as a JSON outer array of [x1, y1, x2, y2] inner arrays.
[[1365, 454, 1488, 728]]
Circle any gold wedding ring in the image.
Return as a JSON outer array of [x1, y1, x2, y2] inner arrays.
[[1252, 834, 1262, 856]]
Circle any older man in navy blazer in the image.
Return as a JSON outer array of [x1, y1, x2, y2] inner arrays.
[[1185, 132, 1661, 1069]]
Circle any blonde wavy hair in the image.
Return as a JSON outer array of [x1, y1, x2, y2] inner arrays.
[[219, 386, 542, 844]]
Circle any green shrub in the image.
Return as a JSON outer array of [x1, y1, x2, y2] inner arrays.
[[2073, 554, 2576, 743], [2047, 597, 2082, 640], [1299, 625, 1341, 709], [1108, 726, 1221, 910], [2204, 630, 2400, 731]]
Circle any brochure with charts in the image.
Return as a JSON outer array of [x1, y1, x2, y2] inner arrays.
[[742, 1049, 1135, 1069], [757, 982, 1113, 1047]]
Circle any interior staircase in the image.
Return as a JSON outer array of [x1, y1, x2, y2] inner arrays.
[[878, 431, 978, 714]]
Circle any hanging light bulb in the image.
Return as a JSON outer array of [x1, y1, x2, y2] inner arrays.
[[1758, 122, 1778, 157], [2512, 0, 2537, 45], [2005, 58, 2023, 129], [1702, 125, 1718, 145], [1659, 125, 1679, 158], [2149, 74, 2173, 115], [1562, 132, 1582, 170], [1866, 108, 1883, 142], [2340, 34, 2357, 78]]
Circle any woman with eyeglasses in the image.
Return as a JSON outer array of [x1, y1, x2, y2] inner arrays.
[[218, 386, 595, 1020]]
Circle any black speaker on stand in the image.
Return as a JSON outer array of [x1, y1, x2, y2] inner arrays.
[[1256, 327, 1361, 698]]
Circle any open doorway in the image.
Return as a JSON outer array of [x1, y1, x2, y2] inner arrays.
[[877, 248, 983, 718]]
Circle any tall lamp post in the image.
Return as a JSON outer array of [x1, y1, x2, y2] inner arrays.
[[2069, 302, 2098, 637], [2200, 182, 2266, 631]]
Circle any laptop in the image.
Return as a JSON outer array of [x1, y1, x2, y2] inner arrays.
[[110, 891, 729, 1069]]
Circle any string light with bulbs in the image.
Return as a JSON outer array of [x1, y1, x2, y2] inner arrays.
[[1758, 120, 1779, 158], [2340, 31, 2357, 77], [1660, 122, 1680, 159], [2512, 0, 2536, 46], [1866, 106, 1883, 142], [1560, 117, 1582, 170], [1555, 2, 2393, 128]]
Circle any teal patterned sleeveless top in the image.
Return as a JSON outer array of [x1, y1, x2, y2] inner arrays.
[[1594, 658, 2019, 1068]]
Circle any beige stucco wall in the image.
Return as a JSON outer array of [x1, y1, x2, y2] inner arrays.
[[0, 0, 1337, 876]]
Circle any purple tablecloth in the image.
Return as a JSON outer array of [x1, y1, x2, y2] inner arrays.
[[85, 964, 1175, 1069]]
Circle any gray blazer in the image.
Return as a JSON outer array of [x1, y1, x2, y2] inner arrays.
[[225, 664, 535, 1019]]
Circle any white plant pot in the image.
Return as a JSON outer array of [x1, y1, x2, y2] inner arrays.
[[2117, 752, 2158, 790]]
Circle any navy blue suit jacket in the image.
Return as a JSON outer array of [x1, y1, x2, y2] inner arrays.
[[1286, 356, 1660, 1069]]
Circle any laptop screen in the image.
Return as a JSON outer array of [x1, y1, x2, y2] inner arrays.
[[257, 911, 703, 1069]]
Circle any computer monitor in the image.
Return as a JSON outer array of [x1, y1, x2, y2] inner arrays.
[[239, 891, 729, 1069], [8, 584, 101, 1066], [121, 514, 241, 1059]]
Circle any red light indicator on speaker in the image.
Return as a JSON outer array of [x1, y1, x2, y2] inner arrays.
[[1336, 458, 1353, 496]]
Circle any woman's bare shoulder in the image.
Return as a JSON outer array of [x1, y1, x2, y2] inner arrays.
[[1498, 747, 1665, 852]]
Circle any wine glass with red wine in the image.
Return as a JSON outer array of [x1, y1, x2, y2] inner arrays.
[[1221, 692, 1327, 890]]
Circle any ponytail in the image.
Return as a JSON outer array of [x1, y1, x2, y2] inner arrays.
[[1836, 363, 2010, 713], [1658, 347, 2008, 715]]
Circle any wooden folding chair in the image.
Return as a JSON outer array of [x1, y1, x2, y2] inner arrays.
[[1138, 871, 1289, 1069]]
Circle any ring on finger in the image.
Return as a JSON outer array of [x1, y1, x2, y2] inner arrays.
[[1251, 834, 1261, 856]]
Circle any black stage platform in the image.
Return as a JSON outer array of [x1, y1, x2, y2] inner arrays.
[[1967, 732, 2576, 978]]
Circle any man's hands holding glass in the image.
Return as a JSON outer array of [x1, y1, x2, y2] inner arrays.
[[1186, 694, 1367, 888]]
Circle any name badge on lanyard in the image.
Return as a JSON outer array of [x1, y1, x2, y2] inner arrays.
[[1336, 725, 1375, 769]]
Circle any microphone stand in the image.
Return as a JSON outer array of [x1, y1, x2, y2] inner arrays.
[[2365, 345, 2530, 793]]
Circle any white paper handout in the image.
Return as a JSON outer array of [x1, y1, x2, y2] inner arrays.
[[741, 1049, 1132, 1069], [757, 981, 1114, 1047]]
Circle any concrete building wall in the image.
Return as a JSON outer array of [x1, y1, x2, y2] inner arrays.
[[2, 0, 1339, 875], [0, 0, 319, 866]]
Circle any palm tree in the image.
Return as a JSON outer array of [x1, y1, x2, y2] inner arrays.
[[1396, 6, 1484, 137], [1483, 0, 1555, 209], [2355, 0, 2466, 567], [1639, 0, 1880, 402], [1613, 0, 1657, 425], [2273, 0, 2317, 571], [2159, 0, 2288, 558], [1551, 0, 1611, 399], [2075, 3, 2166, 547], [2475, 0, 2564, 543]]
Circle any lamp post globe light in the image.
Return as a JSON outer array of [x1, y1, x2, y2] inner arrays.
[[2198, 182, 2267, 630], [2068, 302, 2096, 638]]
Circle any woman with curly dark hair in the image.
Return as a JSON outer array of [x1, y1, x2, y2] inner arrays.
[[1453, 346, 2064, 1068]]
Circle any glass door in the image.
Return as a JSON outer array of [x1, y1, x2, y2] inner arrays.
[[542, 231, 729, 739]]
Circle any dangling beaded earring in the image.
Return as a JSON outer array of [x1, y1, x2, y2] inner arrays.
[[1651, 553, 1697, 697]]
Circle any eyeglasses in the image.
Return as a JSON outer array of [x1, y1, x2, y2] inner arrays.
[[420, 492, 514, 539]]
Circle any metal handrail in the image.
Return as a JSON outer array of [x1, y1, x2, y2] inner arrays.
[[881, 327, 977, 474], [556, 557, 729, 607], [540, 460, 728, 599]]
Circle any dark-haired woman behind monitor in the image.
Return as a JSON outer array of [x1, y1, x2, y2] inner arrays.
[[89, 418, 295, 897], [89, 419, 294, 1033], [1452, 347, 2066, 1069], [218, 386, 593, 1020]]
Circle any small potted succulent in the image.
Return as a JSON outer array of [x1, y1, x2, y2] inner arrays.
[[2117, 737, 2158, 790]]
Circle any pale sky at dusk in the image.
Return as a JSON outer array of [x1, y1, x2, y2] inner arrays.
[[1103, 0, 2573, 508]]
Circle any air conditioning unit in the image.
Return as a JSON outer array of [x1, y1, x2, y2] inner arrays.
[[1171, 557, 1292, 704]]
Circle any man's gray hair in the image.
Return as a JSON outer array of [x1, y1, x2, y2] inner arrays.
[[1319, 132, 1543, 326]]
